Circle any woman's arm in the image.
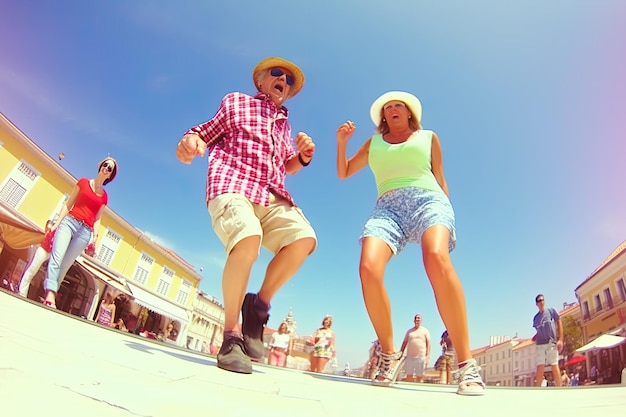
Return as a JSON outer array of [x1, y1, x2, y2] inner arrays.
[[336, 121, 370, 179], [52, 184, 80, 231], [91, 204, 106, 244], [430, 132, 450, 198]]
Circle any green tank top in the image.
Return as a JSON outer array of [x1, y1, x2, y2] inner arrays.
[[368, 130, 444, 197]]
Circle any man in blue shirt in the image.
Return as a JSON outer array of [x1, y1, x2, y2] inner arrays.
[[533, 294, 563, 386]]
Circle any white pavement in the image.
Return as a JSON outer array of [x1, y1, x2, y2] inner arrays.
[[1, 290, 625, 417]]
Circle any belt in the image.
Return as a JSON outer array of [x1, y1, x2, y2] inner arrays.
[[271, 347, 288, 352], [68, 214, 93, 230]]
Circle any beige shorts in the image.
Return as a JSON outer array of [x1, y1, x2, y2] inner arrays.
[[207, 193, 317, 255], [536, 342, 559, 366]]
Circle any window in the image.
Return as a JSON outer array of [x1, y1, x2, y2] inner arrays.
[[133, 253, 154, 285], [594, 294, 602, 313], [0, 161, 40, 208], [177, 280, 191, 305], [96, 228, 122, 266], [604, 288, 614, 309], [156, 266, 174, 296], [582, 301, 590, 320], [616, 277, 626, 302]]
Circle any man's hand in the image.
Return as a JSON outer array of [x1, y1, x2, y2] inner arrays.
[[176, 133, 207, 164], [295, 132, 315, 161]]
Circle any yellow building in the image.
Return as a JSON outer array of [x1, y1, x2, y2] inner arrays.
[[574, 241, 626, 383], [0, 112, 202, 345]]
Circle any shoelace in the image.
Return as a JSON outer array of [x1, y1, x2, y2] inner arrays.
[[454, 360, 481, 383], [377, 351, 401, 379]]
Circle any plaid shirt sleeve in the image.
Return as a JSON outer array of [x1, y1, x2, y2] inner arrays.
[[184, 94, 232, 146]]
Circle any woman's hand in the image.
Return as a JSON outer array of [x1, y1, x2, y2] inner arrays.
[[336, 121, 356, 144]]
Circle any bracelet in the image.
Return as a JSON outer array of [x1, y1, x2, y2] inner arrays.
[[298, 153, 311, 167]]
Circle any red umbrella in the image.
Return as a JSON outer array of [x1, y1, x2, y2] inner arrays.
[[565, 355, 586, 366]]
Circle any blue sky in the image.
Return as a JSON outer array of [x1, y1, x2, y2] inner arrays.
[[1, 1, 625, 368]]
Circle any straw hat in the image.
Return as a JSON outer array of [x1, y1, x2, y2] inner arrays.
[[252, 57, 305, 97], [370, 91, 422, 126]]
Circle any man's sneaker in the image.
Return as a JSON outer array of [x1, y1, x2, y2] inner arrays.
[[217, 336, 252, 374], [241, 293, 269, 360], [454, 358, 486, 396]]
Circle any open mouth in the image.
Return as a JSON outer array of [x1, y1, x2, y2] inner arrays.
[[274, 84, 284, 93]]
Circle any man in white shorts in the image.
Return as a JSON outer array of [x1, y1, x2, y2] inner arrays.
[[400, 314, 431, 382], [533, 294, 563, 386]]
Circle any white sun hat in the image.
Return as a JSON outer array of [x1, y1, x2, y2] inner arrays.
[[370, 91, 422, 126]]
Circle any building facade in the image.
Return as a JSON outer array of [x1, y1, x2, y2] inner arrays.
[[187, 290, 224, 354], [0, 112, 203, 346], [574, 241, 626, 384]]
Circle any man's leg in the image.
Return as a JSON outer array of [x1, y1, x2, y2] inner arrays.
[[551, 364, 562, 387], [217, 236, 260, 374], [536, 365, 545, 386], [242, 237, 315, 358]]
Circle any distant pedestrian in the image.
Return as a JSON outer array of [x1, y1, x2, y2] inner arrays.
[[532, 294, 563, 387], [366, 339, 382, 379], [268, 322, 291, 367], [308, 315, 336, 373], [590, 364, 598, 383], [439, 330, 456, 384], [400, 314, 430, 383], [95, 292, 116, 327], [18, 220, 54, 298], [336, 91, 485, 395], [561, 369, 570, 386]]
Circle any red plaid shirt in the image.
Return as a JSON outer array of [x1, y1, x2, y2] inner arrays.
[[186, 92, 298, 207]]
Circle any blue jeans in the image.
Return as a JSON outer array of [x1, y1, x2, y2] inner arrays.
[[44, 215, 92, 292]]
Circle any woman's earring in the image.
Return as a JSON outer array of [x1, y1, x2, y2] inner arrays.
[[382, 118, 386, 121]]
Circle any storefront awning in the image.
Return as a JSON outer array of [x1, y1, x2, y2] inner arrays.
[[575, 334, 626, 353], [74, 256, 131, 296], [127, 282, 189, 324], [0, 202, 44, 249]]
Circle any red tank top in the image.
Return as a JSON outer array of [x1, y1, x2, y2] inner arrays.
[[69, 178, 108, 227]]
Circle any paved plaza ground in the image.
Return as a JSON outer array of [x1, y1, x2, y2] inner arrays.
[[1, 290, 625, 417]]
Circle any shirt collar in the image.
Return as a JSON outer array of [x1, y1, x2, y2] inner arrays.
[[253, 92, 289, 117]]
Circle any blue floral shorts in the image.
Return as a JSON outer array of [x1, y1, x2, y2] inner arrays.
[[360, 187, 456, 254]]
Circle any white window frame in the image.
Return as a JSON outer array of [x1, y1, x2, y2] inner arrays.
[[133, 252, 154, 285], [603, 287, 614, 310], [593, 293, 602, 313], [96, 228, 122, 266], [156, 266, 174, 296], [615, 275, 626, 303], [0, 160, 40, 208], [176, 279, 191, 305]]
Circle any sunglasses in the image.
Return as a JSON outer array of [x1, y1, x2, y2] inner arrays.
[[102, 162, 113, 173], [536, 299, 544, 303], [270, 68, 294, 86]]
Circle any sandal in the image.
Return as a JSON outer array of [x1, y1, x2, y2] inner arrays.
[[372, 351, 404, 386], [454, 359, 486, 396], [43, 300, 57, 309]]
